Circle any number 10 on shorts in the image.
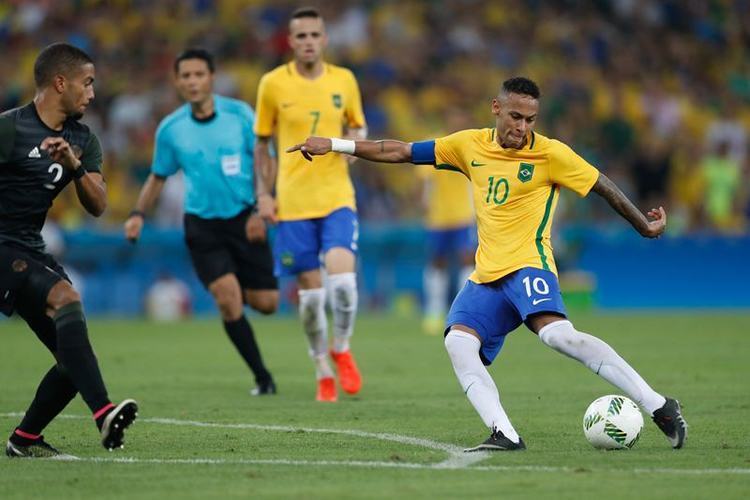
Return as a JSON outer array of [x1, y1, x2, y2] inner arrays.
[[522, 276, 549, 297]]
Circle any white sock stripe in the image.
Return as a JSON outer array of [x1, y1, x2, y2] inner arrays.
[[298, 287, 326, 299], [537, 319, 573, 340], [327, 272, 357, 286], [445, 329, 481, 347]]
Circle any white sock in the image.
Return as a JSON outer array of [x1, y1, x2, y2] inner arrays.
[[458, 265, 474, 286], [538, 320, 666, 414], [298, 288, 333, 379], [444, 329, 520, 442], [424, 266, 449, 316], [327, 272, 358, 353]]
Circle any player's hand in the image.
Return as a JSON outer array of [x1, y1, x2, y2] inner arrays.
[[40, 137, 82, 171], [257, 193, 278, 225], [245, 212, 267, 242], [642, 206, 667, 238], [124, 214, 144, 244], [286, 137, 332, 162]]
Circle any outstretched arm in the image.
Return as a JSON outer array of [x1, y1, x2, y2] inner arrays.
[[590, 172, 666, 238], [287, 136, 413, 163]]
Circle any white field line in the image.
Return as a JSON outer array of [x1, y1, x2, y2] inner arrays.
[[0, 412, 488, 469], [44, 456, 750, 475], [1, 413, 748, 475]]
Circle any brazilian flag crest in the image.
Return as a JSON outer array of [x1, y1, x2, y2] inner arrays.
[[281, 252, 295, 268], [518, 162, 534, 183], [332, 94, 342, 108]]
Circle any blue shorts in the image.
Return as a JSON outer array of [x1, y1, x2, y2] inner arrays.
[[274, 207, 359, 277], [427, 225, 476, 260], [446, 267, 567, 365]]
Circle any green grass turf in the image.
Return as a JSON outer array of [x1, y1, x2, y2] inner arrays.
[[1, 312, 749, 499]]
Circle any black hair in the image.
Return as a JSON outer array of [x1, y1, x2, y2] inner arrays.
[[33, 43, 93, 87], [174, 48, 215, 74], [291, 6, 322, 20], [501, 77, 541, 99]]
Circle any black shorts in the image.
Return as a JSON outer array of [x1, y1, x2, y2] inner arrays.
[[0, 242, 70, 317], [184, 209, 278, 291]]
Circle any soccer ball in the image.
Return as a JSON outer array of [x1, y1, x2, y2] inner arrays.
[[583, 395, 643, 450]]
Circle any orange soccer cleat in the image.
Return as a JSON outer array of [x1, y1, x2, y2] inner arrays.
[[316, 377, 338, 402], [330, 350, 362, 395]]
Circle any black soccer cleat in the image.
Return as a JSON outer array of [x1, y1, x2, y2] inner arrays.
[[6, 437, 77, 460], [251, 380, 277, 396], [652, 397, 688, 449], [101, 399, 138, 451], [464, 428, 526, 452]]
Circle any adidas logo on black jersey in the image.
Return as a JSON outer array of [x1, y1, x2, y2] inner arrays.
[[28, 147, 41, 158]]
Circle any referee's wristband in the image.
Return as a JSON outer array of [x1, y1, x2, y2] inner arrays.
[[330, 138, 356, 154], [72, 166, 87, 179], [129, 210, 145, 219]]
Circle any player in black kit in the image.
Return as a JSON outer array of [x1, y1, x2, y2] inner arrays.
[[1, 43, 137, 458]]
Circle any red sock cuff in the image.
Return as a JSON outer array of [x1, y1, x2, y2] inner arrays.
[[93, 402, 115, 420], [14, 428, 40, 440]]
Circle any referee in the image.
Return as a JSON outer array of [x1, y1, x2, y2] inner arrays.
[[125, 49, 278, 395]]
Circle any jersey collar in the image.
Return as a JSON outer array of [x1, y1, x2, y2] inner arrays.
[[288, 61, 328, 81], [490, 129, 536, 151]]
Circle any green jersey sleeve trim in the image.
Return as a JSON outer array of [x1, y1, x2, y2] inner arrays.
[[80, 133, 103, 173], [0, 115, 16, 163]]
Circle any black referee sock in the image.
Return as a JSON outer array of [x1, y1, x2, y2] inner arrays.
[[54, 302, 111, 414], [223, 316, 272, 385], [14, 364, 78, 438]]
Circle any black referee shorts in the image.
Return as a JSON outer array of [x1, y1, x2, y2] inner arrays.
[[0, 242, 71, 317], [184, 209, 278, 291]]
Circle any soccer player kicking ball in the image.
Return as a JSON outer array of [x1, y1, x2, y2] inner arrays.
[[287, 77, 688, 450], [1, 43, 137, 458]]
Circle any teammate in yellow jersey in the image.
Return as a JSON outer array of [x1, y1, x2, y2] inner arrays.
[[288, 77, 687, 450], [254, 7, 367, 402], [419, 166, 475, 335]]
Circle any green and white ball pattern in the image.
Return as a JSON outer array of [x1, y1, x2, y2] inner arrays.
[[583, 395, 643, 450]]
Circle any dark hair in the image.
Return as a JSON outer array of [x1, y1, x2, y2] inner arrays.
[[34, 43, 93, 87], [291, 6, 322, 21], [501, 77, 541, 99], [174, 48, 215, 74]]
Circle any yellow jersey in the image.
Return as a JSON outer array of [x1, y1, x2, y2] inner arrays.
[[428, 129, 599, 283], [254, 62, 366, 221], [418, 166, 474, 229]]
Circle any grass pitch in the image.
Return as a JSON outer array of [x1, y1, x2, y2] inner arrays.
[[1, 312, 749, 499]]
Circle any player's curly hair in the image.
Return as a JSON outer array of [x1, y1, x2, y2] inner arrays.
[[34, 43, 93, 88], [501, 77, 541, 99]]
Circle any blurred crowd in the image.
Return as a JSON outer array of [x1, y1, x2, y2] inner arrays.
[[2, 0, 749, 235]]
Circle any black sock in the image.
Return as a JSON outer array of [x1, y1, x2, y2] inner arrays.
[[223, 316, 272, 384], [14, 364, 78, 439], [54, 302, 111, 414]]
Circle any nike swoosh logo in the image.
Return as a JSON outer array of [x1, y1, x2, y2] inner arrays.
[[470, 160, 486, 167], [281, 102, 294, 108], [532, 298, 552, 305]]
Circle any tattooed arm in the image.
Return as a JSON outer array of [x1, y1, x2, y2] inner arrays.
[[287, 136, 412, 163], [590, 172, 667, 238]]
